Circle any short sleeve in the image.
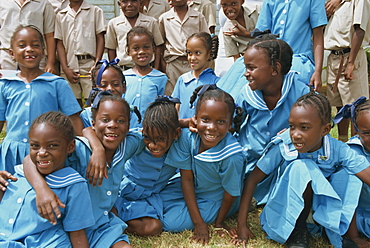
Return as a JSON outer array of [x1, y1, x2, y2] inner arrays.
[[164, 129, 192, 170], [255, 0, 272, 31], [338, 143, 370, 175], [256, 143, 284, 175], [55, 78, 82, 116], [151, 21, 164, 46], [80, 108, 93, 128], [219, 153, 245, 196], [123, 131, 146, 160], [309, 0, 327, 29], [105, 19, 118, 50], [54, 14, 63, 40], [94, 6, 107, 35], [222, 31, 239, 57], [0, 81, 6, 121], [171, 76, 183, 99], [43, 2, 55, 34]]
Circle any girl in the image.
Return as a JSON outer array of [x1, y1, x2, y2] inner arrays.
[[0, 111, 94, 247], [232, 92, 370, 248], [124, 26, 168, 129], [172, 32, 219, 120], [160, 85, 245, 244], [114, 95, 182, 236], [0, 25, 83, 174], [80, 58, 127, 127], [23, 94, 144, 248]]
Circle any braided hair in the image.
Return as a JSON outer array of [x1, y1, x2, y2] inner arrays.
[[186, 32, 219, 60], [91, 62, 125, 88], [11, 25, 45, 49], [354, 100, 370, 128]]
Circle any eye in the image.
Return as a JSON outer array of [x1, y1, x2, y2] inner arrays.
[[217, 120, 225, 124], [101, 118, 109, 122], [232, 2, 237, 5], [117, 119, 126, 123], [195, 51, 201, 55], [301, 126, 310, 130], [144, 45, 150, 49], [201, 118, 209, 122], [48, 144, 59, 149], [187, 51, 192, 55], [289, 124, 294, 129], [30, 143, 40, 149]]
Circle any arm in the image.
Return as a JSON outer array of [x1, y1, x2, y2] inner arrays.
[[154, 45, 163, 70], [94, 32, 105, 65], [223, 24, 251, 38], [310, 26, 324, 92], [23, 155, 65, 224], [82, 127, 107, 186], [356, 166, 370, 187], [57, 39, 80, 84], [325, 0, 342, 17], [0, 170, 17, 192], [214, 191, 235, 229], [107, 49, 117, 62], [180, 169, 209, 245], [69, 229, 89, 248], [44, 32, 56, 74], [344, 24, 365, 80], [0, 120, 4, 133], [69, 113, 83, 136]]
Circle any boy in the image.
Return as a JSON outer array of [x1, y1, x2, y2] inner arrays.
[[159, 0, 209, 95], [55, 0, 106, 107], [140, 0, 170, 20], [325, 0, 370, 141], [189, 0, 217, 34], [106, 0, 164, 70]]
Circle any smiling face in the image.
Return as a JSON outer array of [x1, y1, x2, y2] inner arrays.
[[289, 105, 331, 154], [196, 99, 232, 153], [95, 67, 126, 95], [143, 127, 180, 158], [220, 0, 243, 20], [244, 47, 276, 92], [29, 123, 75, 175], [92, 100, 130, 154], [128, 34, 154, 68], [356, 110, 370, 153], [118, 0, 140, 18], [186, 37, 210, 76], [10, 27, 44, 71]]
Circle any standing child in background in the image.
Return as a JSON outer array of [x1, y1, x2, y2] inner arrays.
[[188, 0, 217, 34], [0, 111, 94, 248], [124, 26, 167, 129], [55, 0, 106, 107], [140, 0, 170, 20], [221, 0, 260, 60], [23, 94, 145, 248], [115, 96, 182, 236], [172, 32, 219, 121], [0, 25, 82, 174], [324, 0, 370, 142], [0, 0, 56, 73], [158, 0, 209, 95], [160, 85, 245, 245], [232, 92, 370, 248], [106, 0, 164, 70], [80, 58, 127, 128]]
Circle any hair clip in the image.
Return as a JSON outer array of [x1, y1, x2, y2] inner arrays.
[[91, 90, 113, 109], [333, 96, 367, 126], [155, 95, 181, 104], [96, 58, 120, 87]]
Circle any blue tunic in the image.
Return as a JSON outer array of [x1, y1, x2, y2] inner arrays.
[[256, 130, 368, 247], [0, 72, 81, 174], [124, 69, 167, 129], [115, 148, 178, 222], [66, 133, 145, 247], [172, 68, 220, 119], [347, 136, 370, 239], [0, 164, 94, 248], [160, 129, 245, 232]]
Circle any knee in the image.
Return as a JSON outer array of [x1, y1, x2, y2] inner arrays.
[[133, 218, 162, 236]]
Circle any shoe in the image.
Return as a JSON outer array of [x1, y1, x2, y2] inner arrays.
[[286, 228, 310, 248], [342, 236, 358, 248]]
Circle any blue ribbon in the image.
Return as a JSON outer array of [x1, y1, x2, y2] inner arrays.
[[155, 95, 181, 104], [250, 28, 279, 38], [197, 84, 218, 97], [91, 90, 113, 109], [333, 96, 367, 125], [95, 58, 120, 87]]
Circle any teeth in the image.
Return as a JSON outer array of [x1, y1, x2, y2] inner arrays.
[[205, 134, 217, 139], [295, 143, 303, 147], [39, 161, 51, 165], [25, 56, 35, 59], [106, 134, 118, 137]]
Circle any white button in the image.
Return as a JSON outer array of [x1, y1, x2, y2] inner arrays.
[[136, 94, 140, 97], [104, 211, 108, 215], [283, 9, 287, 14], [138, 78, 142, 82], [280, 30, 283, 34], [0, 233, 6, 236], [107, 191, 111, 196], [24, 121, 29, 125], [266, 132, 270, 136], [8, 218, 14, 224], [25, 102, 30, 106], [25, 85, 30, 88], [23, 138, 27, 142], [285, 0, 288, 3], [17, 198, 22, 203], [280, 20, 285, 25]]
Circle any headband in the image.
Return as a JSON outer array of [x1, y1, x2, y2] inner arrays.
[[155, 95, 181, 104], [333, 96, 367, 128], [95, 58, 120, 87]]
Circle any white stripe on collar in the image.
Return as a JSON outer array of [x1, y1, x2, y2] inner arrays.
[[195, 142, 243, 162]]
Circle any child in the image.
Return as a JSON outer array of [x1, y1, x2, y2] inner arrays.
[[140, 0, 170, 20], [232, 92, 370, 248], [160, 85, 245, 244], [24, 94, 145, 248], [105, 0, 164, 70], [158, 0, 209, 95], [0, 25, 83, 174], [114, 95, 182, 236], [188, 0, 217, 34], [172, 32, 219, 120], [0, 0, 56, 73], [221, 0, 261, 60], [55, 0, 106, 107], [124, 26, 168, 129], [324, 0, 370, 141], [80, 58, 127, 128], [0, 111, 94, 247]]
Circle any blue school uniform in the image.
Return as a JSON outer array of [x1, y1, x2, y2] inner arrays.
[[115, 148, 178, 222], [256, 0, 327, 86], [172, 68, 220, 119], [66, 133, 145, 247], [236, 71, 309, 173], [160, 129, 245, 232], [347, 136, 370, 238], [124, 69, 167, 129], [0, 164, 94, 248], [0, 72, 81, 174], [256, 130, 368, 248]]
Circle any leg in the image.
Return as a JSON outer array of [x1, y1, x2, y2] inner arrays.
[[344, 213, 370, 248], [337, 107, 350, 142], [111, 241, 132, 248], [126, 217, 162, 236]]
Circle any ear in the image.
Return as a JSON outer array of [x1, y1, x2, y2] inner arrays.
[[272, 61, 281, 76], [67, 140, 76, 154], [322, 123, 331, 136], [126, 47, 130, 56], [9, 49, 15, 61], [174, 127, 181, 139], [91, 120, 96, 130]]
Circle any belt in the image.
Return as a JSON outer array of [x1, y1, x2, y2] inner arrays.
[[331, 48, 351, 55], [76, 54, 93, 60], [177, 56, 188, 61]]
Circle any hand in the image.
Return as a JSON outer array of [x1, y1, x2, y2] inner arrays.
[[0, 171, 17, 191], [86, 148, 108, 186], [309, 70, 322, 92], [224, 24, 248, 38], [344, 62, 355, 81], [36, 186, 65, 225], [325, 0, 341, 17], [230, 225, 255, 248], [213, 222, 232, 238], [64, 68, 80, 84], [189, 115, 198, 133], [191, 222, 209, 245], [44, 62, 56, 74]]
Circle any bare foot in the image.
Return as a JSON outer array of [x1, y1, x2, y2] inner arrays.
[[352, 237, 370, 248]]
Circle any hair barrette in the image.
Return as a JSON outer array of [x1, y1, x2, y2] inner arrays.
[[96, 58, 120, 87], [155, 95, 181, 104]]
